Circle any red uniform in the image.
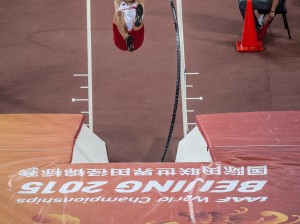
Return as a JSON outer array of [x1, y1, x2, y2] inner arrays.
[[113, 24, 144, 51]]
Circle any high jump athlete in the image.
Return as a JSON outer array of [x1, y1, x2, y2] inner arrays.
[[113, 0, 145, 52]]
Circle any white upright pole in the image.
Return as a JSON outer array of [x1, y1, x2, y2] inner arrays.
[[176, 0, 188, 136], [86, 0, 93, 131]]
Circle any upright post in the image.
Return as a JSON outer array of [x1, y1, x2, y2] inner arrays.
[[86, 0, 94, 131], [176, 0, 188, 136]]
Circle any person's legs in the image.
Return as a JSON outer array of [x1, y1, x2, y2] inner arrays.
[[113, 23, 128, 51], [136, 0, 145, 10], [113, 10, 134, 51], [130, 25, 144, 50], [113, 10, 129, 39], [133, 0, 145, 30], [238, 0, 273, 30]]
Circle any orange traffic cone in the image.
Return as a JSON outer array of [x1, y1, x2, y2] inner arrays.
[[236, 0, 263, 52]]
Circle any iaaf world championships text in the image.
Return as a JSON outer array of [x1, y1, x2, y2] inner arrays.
[[16, 195, 269, 204]]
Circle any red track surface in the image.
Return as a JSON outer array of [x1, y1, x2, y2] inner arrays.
[[1, 0, 300, 162]]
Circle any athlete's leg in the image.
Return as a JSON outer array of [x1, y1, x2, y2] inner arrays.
[[136, 0, 145, 8], [114, 0, 122, 13], [113, 10, 134, 51], [113, 10, 129, 39], [132, 0, 145, 31]]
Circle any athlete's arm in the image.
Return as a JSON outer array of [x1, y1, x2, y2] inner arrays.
[[114, 0, 122, 13]]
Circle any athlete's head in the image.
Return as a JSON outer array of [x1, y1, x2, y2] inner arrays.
[[124, 0, 135, 4]]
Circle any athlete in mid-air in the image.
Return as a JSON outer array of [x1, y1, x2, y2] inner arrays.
[[113, 0, 145, 52]]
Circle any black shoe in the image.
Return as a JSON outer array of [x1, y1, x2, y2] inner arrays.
[[135, 4, 143, 27], [125, 35, 134, 52]]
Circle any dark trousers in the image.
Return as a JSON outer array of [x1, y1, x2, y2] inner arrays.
[[238, 0, 282, 29]]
